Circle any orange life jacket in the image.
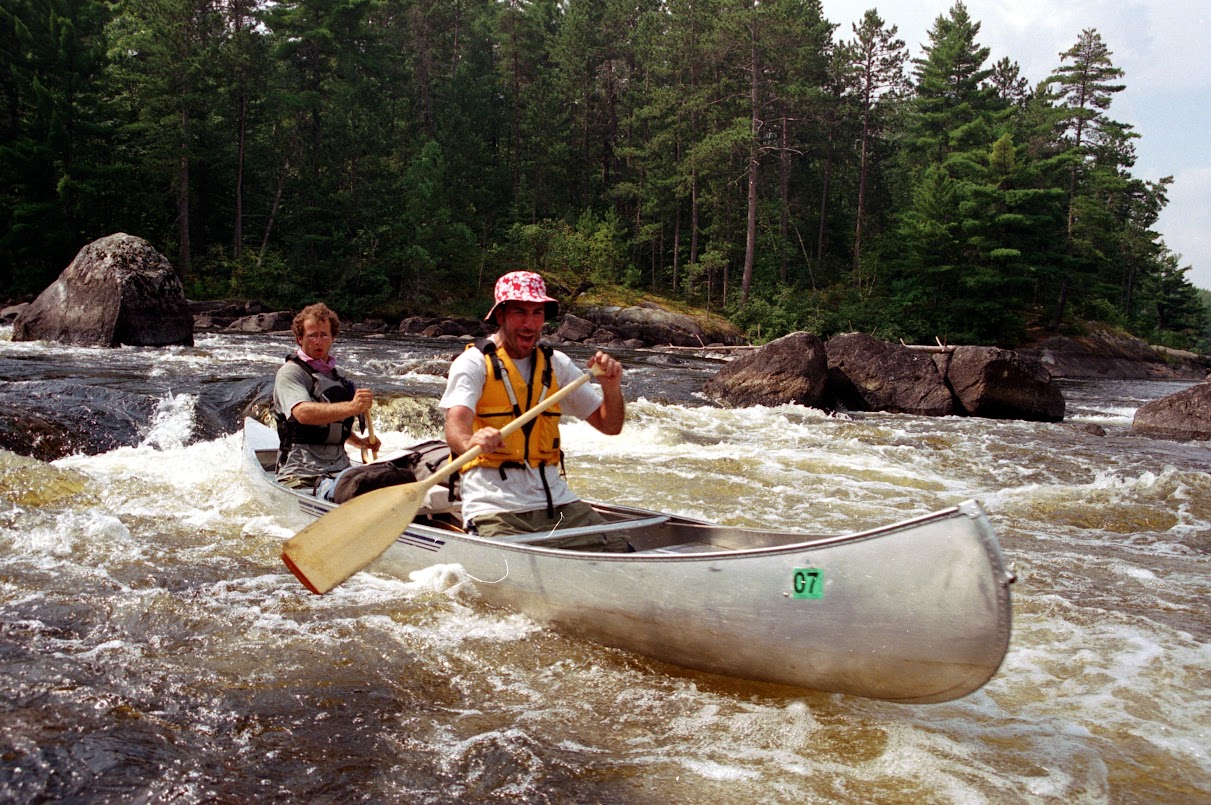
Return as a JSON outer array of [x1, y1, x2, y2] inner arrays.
[[461, 339, 563, 473]]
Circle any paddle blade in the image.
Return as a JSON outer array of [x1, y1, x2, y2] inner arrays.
[[281, 482, 428, 594]]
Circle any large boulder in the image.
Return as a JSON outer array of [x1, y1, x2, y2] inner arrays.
[[225, 311, 294, 332], [702, 332, 828, 408], [0, 381, 163, 460], [1132, 383, 1211, 441], [825, 333, 954, 416], [580, 303, 743, 347], [192, 300, 264, 330], [13, 233, 193, 347], [945, 346, 1066, 422], [0, 377, 270, 461], [551, 313, 597, 343]]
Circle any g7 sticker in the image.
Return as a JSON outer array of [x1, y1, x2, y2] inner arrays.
[[792, 567, 824, 599]]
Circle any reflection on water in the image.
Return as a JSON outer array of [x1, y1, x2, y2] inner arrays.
[[0, 328, 1208, 803]]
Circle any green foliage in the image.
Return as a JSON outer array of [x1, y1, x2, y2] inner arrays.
[[1196, 289, 1211, 352], [499, 210, 629, 289], [229, 250, 306, 310], [0, 0, 1200, 358]]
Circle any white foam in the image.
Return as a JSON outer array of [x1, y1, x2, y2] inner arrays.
[[138, 393, 199, 451]]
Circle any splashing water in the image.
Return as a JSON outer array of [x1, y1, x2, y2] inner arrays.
[[0, 331, 1208, 803]]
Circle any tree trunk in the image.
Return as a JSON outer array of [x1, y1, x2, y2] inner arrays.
[[411, 5, 435, 137], [234, 93, 246, 261], [690, 172, 700, 266], [817, 124, 834, 261], [259, 126, 295, 267], [741, 17, 759, 306], [450, 0, 462, 77], [672, 201, 682, 292], [177, 107, 191, 276], [231, 0, 248, 261], [1050, 277, 1069, 330], [854, 100, 870, 285], [507, 7, 521, 206], [779, 112, 790, 284]]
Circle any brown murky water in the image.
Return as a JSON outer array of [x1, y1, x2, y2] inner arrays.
[[1, 329, 1208, 803]]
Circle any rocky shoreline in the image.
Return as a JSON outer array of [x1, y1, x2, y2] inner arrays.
[[183, 301, 1211, 439], [703, 332, 1068, 423], [1017, 323, 1211, 382], [186, 298, 749, 352], [180, 300, 1211, 381], [3, 231, 1208, 444], [6, 292, 1210, 437]]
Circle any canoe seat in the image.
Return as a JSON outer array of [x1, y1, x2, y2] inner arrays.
[[422, 485, 459, 514], [493, 514, 671, 546], [256, 449, 277, 472], [648, 542, 724, 555]]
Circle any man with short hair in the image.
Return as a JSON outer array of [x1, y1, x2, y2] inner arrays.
[[440, 271, 628, 551], [273, 302, 379, 498]]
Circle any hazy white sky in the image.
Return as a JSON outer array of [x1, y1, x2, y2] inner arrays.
[[821, 1, 1211, 290]]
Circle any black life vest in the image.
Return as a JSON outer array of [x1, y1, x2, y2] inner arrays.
[[274, 355, 357, 467]]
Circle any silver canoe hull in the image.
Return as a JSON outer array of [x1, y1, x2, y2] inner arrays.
[[244, 418, 1014, 703]]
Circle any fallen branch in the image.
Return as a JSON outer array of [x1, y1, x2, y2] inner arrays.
[[656, 344, 757, 352], [899, 338, 955, 353]]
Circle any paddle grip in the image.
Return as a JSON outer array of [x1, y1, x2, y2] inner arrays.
[[360, 415, 378, 464]]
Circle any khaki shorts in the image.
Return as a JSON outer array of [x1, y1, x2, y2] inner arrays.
[[471, 501, 631, 552]]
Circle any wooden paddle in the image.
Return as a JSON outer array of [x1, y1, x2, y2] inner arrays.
[[359, 415, 378, 464], [282, 363, 603, 594]]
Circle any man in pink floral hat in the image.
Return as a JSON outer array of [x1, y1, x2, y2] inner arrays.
[[439, 271, 629, 550]]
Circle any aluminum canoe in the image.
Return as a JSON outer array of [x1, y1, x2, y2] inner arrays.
[[244, 417, 1014, 703]]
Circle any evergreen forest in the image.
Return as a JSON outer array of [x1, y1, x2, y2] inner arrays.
[[3, 0, 1208, 350]]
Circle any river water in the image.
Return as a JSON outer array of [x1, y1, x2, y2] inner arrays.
[[0, 327, 1207, 803]]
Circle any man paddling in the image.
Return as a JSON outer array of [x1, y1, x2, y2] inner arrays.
[[272, 303, 379, 499], [439, 271, 630, 551]]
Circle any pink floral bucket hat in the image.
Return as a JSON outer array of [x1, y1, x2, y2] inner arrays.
[[485, 270, 559, 321]]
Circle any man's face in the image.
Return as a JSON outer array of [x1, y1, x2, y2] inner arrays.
[[496, 301, 546, 358], [297, 318, 334, 362]]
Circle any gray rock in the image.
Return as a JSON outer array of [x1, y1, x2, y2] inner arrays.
[[400, 315, 486, 339], [226, 311, 294, 332], [553, 314, 597, 342], [825, 333, 954, 416], [1, 303, 29, 323], [580, 303, 743, 347], [1019, 324, 1210, 380], [1132, 383, 1211, 441], [947, 346, 1066, 422], [703, 332, 829, 408], [13, 233, 194, 347], [0, 380, 162, 460]]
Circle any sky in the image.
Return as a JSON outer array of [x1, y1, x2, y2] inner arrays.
[[821, 0, 1211, 290]]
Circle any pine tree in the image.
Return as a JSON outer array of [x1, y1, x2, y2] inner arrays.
[[906, 2, 998, 166], [1044, 27, 1128, 328], [1, 0, 112, 287], [839, 9, 907, 286]]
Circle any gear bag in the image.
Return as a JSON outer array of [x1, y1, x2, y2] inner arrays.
[[331, 439, 452, 504]]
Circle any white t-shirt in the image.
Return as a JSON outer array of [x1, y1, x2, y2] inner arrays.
[[439, 345, 604, 521]]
